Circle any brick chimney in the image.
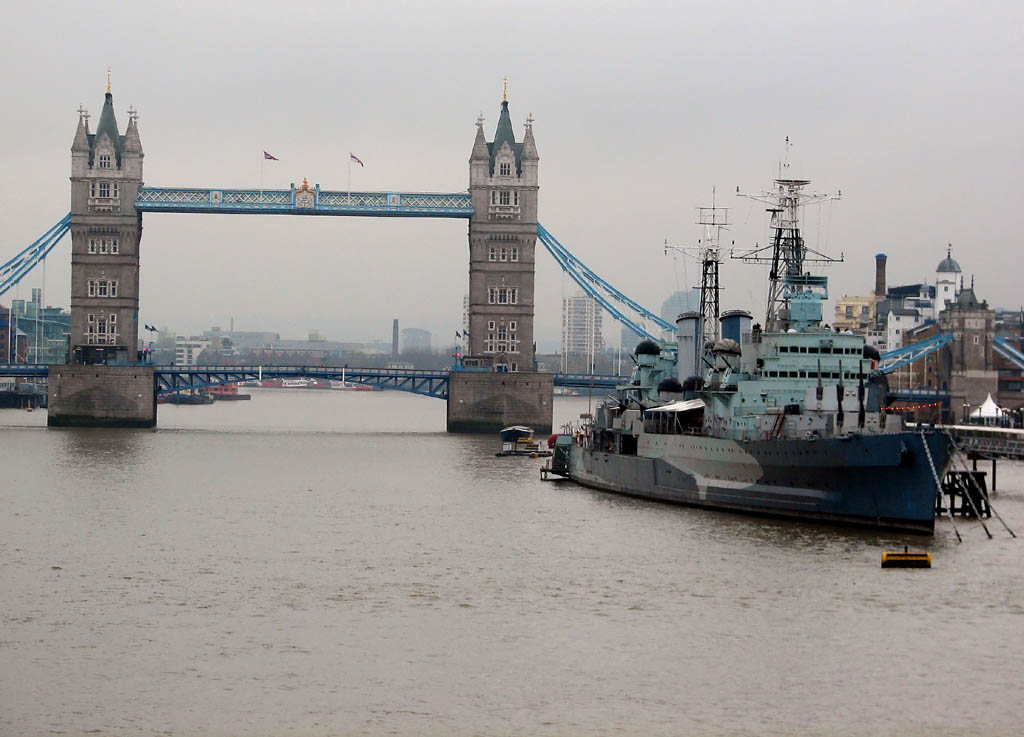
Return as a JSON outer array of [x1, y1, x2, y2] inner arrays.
[[874, 253, 887, 299]]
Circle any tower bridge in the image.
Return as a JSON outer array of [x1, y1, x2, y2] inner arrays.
[[2, 78, 618, 430]]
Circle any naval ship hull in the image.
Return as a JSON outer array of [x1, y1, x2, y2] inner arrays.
[[568, 430, 950, 534]]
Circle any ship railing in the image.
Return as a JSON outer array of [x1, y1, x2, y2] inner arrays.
[[642, 419, 707, 437]]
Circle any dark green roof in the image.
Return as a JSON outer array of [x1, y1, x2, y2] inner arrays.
[[89, 92, 124, 167], [954, 287, 986, 310], [487, 100, 522, 175]]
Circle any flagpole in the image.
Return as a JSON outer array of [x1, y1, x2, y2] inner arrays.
[[260, 154, 265, 203], [347, 155, 352, 206]]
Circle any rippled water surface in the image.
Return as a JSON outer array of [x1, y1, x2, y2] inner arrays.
[[2, 390, 1022, 736]]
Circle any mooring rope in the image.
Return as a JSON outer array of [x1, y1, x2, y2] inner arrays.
[[922, 429, 961, 543]]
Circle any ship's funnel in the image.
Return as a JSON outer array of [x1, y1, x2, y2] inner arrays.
[[676, 311, 700, 381], [720, 310, 752, 344]]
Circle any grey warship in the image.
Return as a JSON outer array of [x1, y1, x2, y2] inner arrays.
[[561, 178, 950, 534]]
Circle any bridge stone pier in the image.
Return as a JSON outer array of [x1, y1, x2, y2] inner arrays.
[[447, 371, 553, 434], [50, 80, 552, 432], [48, 365, 156, 428]]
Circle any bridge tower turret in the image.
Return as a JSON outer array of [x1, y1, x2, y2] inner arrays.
[[68, 76, 144, 364], [466, 88, 539, 372]]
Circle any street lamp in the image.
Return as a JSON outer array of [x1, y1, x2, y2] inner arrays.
[[142, 324, 159, 365]]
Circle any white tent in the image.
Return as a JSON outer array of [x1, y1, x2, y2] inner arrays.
[[969, 394, 1004, 422]]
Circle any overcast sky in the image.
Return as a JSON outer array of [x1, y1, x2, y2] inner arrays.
[[2, 1, 1021, 350]]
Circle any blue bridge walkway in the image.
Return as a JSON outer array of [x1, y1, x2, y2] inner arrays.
[[135, 187, 474, 218]]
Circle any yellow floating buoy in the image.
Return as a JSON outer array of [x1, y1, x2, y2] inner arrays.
[[881, 546, 932, 568]]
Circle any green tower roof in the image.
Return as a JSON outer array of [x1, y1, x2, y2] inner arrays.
[[487, 100, 522, 175], [89, 91, 124, 167]]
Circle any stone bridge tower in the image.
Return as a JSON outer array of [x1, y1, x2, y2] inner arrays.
[[447, 87, 552, 433], [466, 89, 539, 371], [49, 77, 154, 427], [69, 77, 143, 364]]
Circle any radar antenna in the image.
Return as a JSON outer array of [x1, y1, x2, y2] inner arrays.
[[665, 188, 728, 365], [733, 160, 842, 331]]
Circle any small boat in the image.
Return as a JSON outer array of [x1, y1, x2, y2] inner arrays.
[[499, 425, 534, 442], [207, 383, 251, 401], [159, 391, 215, 405], [496, 426, 552, 457], [330, 380, 374, 391]]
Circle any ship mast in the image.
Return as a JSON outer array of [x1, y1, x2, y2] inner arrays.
[[665, 189, 728, 365], [734, 141, 842, 331]]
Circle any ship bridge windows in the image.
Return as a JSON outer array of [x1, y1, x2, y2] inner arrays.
[[780, 344, 860, 355], [764, 369, 866, 380]]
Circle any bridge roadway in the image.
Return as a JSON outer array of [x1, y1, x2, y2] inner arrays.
[[0, 364, 622, 399]]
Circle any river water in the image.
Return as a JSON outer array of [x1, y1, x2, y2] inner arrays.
[[1, 389, 1022, 736]]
